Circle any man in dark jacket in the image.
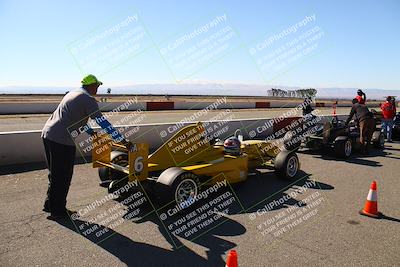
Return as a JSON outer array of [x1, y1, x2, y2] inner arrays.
[[346, 98, 375, 154]]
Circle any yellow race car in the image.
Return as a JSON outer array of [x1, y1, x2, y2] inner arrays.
[[92, 122, 300, 206]]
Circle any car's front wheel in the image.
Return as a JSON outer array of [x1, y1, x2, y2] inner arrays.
[[274, 151, 300, 180], [156, 167, 201, 209]]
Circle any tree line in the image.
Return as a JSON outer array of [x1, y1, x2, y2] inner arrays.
[[267, 88, 318, 98]]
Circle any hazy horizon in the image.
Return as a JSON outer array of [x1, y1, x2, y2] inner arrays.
[[0, 83, 398, 100]]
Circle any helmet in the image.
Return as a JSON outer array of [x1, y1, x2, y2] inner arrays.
[[357, 89, 363, 95], [223, 137, 241, 155]]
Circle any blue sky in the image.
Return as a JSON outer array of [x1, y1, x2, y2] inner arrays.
[[0, 0, 399, 91]]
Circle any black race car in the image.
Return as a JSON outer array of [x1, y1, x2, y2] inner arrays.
[[393, 112, 400, 139], [284, 115, 385, 158]]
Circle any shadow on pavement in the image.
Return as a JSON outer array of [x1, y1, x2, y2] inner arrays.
[[383, 146, 400, 152], [135, 213, 245, 265], [51, 168, 333, 266], [0, 158, 88, 175], [300, 148, 383, 167], [234, 170, 334, 213], [113, 169, 332, 263], [0, 162, 47, 175], [55, 218, 215, 267], [381, 214, 400, 223]]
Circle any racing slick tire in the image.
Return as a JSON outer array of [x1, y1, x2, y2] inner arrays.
[[372, 130, 385, 148], [98, 151, 129, 188], [156, 167, 201, 209], [274, 151, 300, 180], [334, 136, 352, 158]]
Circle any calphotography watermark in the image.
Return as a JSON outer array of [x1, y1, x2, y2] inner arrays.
[[70, 180, 153, 243], [67, 97, 147, 161], [248, 98, 316, 138], [69, 12, 152, 75], [160, 108, 236, 165], [245, 99, 324, 154], [158, 97, 228, 139], [157, 177, 243, 248], [158, 14, 241, 81], [248, 179, 328, 243], [249, 14, 324, 81]]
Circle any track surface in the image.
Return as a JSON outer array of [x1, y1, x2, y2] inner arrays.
[[1, 141, 399, 266], [0, 107, 350, 132]]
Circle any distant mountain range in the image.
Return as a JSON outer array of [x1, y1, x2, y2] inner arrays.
[[0, 83, 398, 100]]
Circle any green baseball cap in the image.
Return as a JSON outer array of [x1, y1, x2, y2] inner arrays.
[[81, 74, 103, 86]]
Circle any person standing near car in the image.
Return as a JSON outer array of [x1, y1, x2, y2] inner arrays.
[[41, 74, 133, 219], [355, 89, 367, 105], [345, 98, 375, 154], [302, 97, 314, 116], [380, 96, 396, 142]]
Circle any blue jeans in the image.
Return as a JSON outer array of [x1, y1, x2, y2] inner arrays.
[[381, 119, 394, 141]]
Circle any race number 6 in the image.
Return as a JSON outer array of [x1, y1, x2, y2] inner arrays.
[[134, 156, 144, 172], [128, 143, 148, 181]]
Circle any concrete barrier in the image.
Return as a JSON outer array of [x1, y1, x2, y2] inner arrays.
[[273, 117, 302, 135], [255, 102, 270, 108], [2, 100, 361, 114], [99, 102, 145, 112], [0, 102, 145, 115], [146, 102, 174, 111], [174, 102, 256, 110], [0, 101, 257, 114], [0, 103, 60, 114], [0, 130, 44, 165], [0, 115, 347, 167], [269, 102, 300, 108]]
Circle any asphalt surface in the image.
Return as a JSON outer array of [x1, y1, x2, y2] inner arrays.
[[0, 107, 350, 132], [1, 140, 399, 266]]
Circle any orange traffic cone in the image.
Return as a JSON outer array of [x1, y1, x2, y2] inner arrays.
[[225, 250, 238, 267], [359, 181, 382, 218]]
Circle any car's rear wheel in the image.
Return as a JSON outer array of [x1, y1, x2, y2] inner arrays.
[[98, 151, 128, 187], [274, 151, 300, 179], [372, 130, 385, 148], [334, 137, 352, 158]]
